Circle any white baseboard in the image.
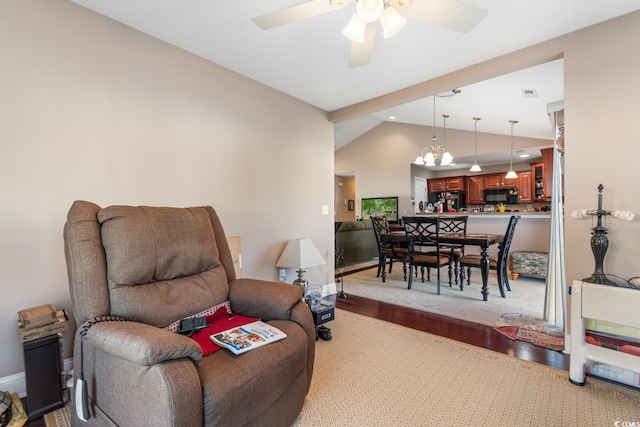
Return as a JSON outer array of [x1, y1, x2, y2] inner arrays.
[[0, 358, 73, 398]]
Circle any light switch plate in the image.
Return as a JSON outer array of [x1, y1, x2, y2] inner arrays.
[[279, 269, 286, 282], [322, 205, 329, 215]]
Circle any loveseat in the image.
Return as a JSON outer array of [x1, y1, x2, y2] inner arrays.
[[64, 201, 316, 426], [335, 220, 378, 265]]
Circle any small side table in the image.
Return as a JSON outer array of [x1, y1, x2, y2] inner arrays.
[[23, 334, 65, 419], [311, 304, 334, 341]]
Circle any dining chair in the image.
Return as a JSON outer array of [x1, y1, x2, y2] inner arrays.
[[459, 215, 521, 298], [371, 216, 408, 280], [403, 216, 452, 293], [424, 215, 469, 286]]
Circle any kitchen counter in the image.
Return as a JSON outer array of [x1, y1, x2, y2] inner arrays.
[[416, 212, 551, 219]]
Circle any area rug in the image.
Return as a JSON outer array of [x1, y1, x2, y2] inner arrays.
[[293, 309, 640, 426], [494, 313, 565, 351], [341, 264, 546, 327], [43, 404, 70, 427]]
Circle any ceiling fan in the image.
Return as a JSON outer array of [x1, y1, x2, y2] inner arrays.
[[252, 0, 488, 68]]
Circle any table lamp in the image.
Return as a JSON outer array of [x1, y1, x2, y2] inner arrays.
[[275, 238, 326, 293]]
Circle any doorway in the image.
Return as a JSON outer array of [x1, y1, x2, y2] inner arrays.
[[414, 177, 427, 214], [335, 175, 356, 221]]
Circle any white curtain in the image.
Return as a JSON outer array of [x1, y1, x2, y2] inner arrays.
[[544, 105, 565, 329]]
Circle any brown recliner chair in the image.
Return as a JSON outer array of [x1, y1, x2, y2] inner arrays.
[[64, 201, 315, 426]]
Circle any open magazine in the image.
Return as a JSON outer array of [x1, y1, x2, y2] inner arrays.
[[210, 320, 287, 355]]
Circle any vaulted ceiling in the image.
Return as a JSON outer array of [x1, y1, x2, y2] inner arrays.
[[71, 1, 640, 150]]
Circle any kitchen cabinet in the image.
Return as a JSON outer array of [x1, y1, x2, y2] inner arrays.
[[483, 174, 502, 189], [532, 161, 545, 201], [427, 178, 446, 193], [483, 173, 518, 189], [467, 176, 484, 204], [445, 177, 465, 191], [517, 170, 532, 203], [532, 148, 554, 202], [427, 176, 465, 193], [541, 148, 554, 201]]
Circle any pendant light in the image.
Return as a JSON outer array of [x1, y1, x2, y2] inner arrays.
[[440, 114, 453, 166], [505, 120, 519, 179], [470, 117, 482, 172]]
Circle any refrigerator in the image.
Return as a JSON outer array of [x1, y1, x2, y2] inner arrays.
[[428, 191, 467, 212]]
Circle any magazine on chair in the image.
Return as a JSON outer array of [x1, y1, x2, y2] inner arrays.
[[210, 321, 287, 355]]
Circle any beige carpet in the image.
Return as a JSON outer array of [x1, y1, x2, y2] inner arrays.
[[341, 264, 546, 326], [293, 309, 640, 426], [44, 311, 640, 426]]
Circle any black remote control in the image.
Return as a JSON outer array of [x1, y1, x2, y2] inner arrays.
[[179, 316, 207, 333]]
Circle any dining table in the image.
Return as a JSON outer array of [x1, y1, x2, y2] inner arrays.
[[379, 230, 504, 301]]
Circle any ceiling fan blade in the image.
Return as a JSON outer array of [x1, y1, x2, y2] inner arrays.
[[348, 22, 377, 68], [252, 0, 352, 30], [402, 0, 488, 33]]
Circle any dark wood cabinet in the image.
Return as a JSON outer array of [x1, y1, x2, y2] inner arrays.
[[518, 170, 532, 203], [503, 175, 518, 188], [484, 173, 518, 189], [427, 176, 465, 193], [541, 148, 554, 201], [427, 178, 446, 193], [532, 148, 554, 202], [532, 161, 545, 202], [467, 176, 484, 204], [483, 174, 502, 189], [445, 177, 465, 191]]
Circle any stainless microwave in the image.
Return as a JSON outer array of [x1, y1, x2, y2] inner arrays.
[[483, 188, 518, 204]]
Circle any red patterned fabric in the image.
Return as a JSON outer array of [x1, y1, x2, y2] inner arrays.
[[586, 332, 640, 356], [191, 314, 257, 356]]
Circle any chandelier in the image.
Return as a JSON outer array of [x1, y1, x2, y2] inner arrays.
[[414, 94, 456, 167], [342, 0, 407, 42]]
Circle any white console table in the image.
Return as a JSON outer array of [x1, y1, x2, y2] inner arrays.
[[569, 280, 640, 385]]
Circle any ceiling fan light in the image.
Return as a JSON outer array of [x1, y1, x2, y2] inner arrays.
[[470, 164, 482, 172], [505, 169, 518, 179], [342, 14, 366, 42], [440, 151, 453, 166], [381, 6, 406, 38], [356, 0, 384, 23]]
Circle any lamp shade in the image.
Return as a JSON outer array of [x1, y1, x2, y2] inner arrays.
[[275, 238, 326, 269], [342, 14, 366, 42], [505, 169, 518, 179], [356, 0, 383, 23], [381, 6, 406, 38], [440, 151, 453, 166]]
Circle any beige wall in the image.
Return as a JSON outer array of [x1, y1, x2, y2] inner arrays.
[[337, 121, 550, 218], [335, 176, 356, 221], [0, 0, 334, 379], [336, 10, 640, 311]]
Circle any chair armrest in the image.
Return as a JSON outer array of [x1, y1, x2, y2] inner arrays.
[[82, 321, 202, 366], [228, 278, 303, 320]]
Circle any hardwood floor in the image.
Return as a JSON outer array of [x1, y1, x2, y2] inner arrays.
[[335, 267, 569, 371]]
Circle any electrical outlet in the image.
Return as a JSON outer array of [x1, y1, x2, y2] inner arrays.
[[279, 269, 286, 282]]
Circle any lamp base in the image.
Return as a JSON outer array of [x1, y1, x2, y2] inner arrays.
[[293, 269, 308, 297], [582, 273, 617, 287]]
